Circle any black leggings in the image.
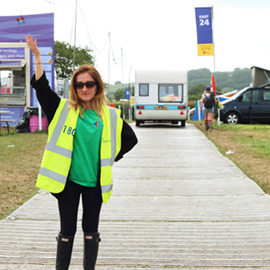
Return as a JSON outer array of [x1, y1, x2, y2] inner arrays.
[[55, 180, 102, 237]]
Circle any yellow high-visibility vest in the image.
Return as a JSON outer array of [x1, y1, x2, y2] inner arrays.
[[36, 99, 123, 203]]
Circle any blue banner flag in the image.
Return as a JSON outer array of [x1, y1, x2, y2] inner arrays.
[[195, 7, 214, 56], [125, 88, 130, 100]]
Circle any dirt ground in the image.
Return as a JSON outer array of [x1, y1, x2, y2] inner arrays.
[[193, 121, 270, 194]]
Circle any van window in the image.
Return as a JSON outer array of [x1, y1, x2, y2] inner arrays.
[[159, 84, 183, 102], [139, 84, 149, 96], [241, 89, 259, 102], [262, 90, 270, 101]]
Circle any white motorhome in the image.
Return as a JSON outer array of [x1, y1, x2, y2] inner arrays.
[[134, 70, 188, 126]]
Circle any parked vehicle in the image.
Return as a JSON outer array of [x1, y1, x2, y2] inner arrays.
[[220, 66, 270, 124], [134, 70, 188, 126], [220, 87, 270, 124]]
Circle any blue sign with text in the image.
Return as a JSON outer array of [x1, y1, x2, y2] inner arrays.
[[125, 88, 130, 100]]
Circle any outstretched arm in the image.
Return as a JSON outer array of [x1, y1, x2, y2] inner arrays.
[[24, 34, 43, 81]]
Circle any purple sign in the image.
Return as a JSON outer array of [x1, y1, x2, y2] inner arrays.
[[0, 107, 25, 126], [0, 13, 54, 43], [0, 47, 25, 59], [0, 61, 21, 67], [0, 13, 54, 116]]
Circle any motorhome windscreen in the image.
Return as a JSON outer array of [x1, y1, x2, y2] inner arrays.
[[158, 84, 183, 102]]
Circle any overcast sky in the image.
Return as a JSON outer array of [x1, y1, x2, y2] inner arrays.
[[3, 0, 270, 84]]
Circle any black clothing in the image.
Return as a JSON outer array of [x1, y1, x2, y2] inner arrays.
[[83, 232, 100, 269], [58, 180, 102, 236], [56, 233, 74, 269], [203, 92, 215, 109]]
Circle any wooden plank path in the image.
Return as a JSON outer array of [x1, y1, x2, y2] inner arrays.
[[1, 123, 270, 269]]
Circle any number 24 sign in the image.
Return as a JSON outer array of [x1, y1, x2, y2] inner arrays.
[[200, 18, 210, 26]]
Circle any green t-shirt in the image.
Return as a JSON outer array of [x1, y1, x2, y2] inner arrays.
[[69, 109, 103, 187]]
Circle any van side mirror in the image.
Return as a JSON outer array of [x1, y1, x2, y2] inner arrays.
[[237, 96, 243, 102]]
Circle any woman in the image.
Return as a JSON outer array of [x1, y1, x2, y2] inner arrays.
[[24, 34, 138, 270], [200, 86, 215, 131]]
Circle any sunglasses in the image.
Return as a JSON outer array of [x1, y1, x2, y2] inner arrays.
[[74, 81, 96, 90]]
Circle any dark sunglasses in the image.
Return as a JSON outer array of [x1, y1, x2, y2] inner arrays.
[[74, 81, 96, 90]]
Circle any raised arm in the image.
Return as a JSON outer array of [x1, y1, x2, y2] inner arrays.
[[24, 34, 43, 80]]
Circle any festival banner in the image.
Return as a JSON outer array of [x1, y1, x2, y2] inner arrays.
[[0, 13, 54, 107], [195, 7, 214, 56]]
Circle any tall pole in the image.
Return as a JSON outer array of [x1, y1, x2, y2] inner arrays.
[[212, 6, 216, 73], [108, 32, 111, 96], [73, 0, 78, 72], [121, 47, 124, 83]]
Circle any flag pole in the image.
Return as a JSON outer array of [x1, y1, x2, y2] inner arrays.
[[211, 6, 220, 125], [72, 0, 78, 72], [212, 6, 216, 73], [211, 6, 217, 100]]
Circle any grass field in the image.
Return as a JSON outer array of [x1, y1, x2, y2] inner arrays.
[[1, 122, 270, 220], [193, 121, 270, 194], [0, 129, 47, 219]]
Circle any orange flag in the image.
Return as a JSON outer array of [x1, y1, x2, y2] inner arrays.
[[210, 74, 216, 96]]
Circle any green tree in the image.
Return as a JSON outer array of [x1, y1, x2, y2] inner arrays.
[[188, 68, 212, 89], [54, 41, 95, 78], [188, 83, 206, 101], [114, 89, 125, 100], [188, 68, 251, 92], [232, 68, 251, 89]]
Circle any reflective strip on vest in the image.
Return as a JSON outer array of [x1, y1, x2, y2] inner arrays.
[[101, 183, 113, 193], [39, 167, 67, 184], [38, 100, 71, 183], [100, 107, 117, 168], [100, 107, 118, 195], [46, 101, 72, 158]]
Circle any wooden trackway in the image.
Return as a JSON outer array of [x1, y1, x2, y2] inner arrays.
[[1, 123, 270, 269]]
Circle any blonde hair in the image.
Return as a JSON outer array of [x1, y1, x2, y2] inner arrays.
[[204, 90, 214, 94], [69, 65, 108, 117]]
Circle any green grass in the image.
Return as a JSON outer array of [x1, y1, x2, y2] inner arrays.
[[192, 121, 270, 194], [236, 138, 270, 156], [213, 123, 270, 157], [0, 129, 47, 219], [214, 123, 270, 131]]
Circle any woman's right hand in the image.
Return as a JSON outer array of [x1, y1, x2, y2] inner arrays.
[[24, 34, 40, 57]]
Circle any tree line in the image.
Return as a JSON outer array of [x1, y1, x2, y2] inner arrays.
[[54, 41, 252, 104], [188, 67, 251, 100]]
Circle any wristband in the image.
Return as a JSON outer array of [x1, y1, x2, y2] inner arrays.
[[35, 62, 42, 65]]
